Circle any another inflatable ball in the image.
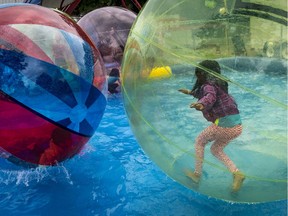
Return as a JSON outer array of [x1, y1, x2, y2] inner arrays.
[[0, 4, 107, 166], [77, 6, 137, 70], [122, 0, 287, 202]]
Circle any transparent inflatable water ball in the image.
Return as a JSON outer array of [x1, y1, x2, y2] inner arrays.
[[122, 0, 287, 202], [0, 4, 107, 166], [78, 6, 137, 70]]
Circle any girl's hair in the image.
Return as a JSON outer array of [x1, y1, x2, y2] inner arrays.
[[110, 68, 120, 77], [192, 60, 228, 93]]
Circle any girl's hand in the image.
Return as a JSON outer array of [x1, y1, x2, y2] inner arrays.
[[190, 103, 204, 111], [178, 89, 190, 94]]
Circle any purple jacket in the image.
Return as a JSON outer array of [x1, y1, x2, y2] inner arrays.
[[192, 82, 239, 123]]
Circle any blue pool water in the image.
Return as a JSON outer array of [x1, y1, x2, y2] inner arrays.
[[0, 94, 286, 215]]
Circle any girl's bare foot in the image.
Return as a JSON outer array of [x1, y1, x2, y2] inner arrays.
[[232, 171, 245, 192], [185, 170, 201, 183]]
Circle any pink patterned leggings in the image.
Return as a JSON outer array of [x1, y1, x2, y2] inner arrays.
[[194, 124, 242, 175]]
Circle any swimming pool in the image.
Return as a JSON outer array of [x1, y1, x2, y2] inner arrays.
[[0, 94, 286, 215]]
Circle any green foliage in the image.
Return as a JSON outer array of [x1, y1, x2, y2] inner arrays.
[[73, 0, 148, 15]]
